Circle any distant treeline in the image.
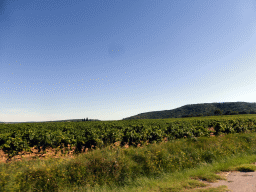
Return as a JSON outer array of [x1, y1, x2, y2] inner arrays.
[[123, 102, 256, 120], [0, 118, 101, 124], [64, 118, 100, 122], [81, 118, 100, 122]]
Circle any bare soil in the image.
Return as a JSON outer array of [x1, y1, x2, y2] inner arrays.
[[0, 145, 87, 163]]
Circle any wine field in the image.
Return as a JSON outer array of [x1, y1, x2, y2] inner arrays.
[[1, 114, 256, 162]]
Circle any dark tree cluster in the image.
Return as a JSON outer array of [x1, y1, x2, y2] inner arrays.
[[82, 117, 89, 122], [214, 109, 222, 115]]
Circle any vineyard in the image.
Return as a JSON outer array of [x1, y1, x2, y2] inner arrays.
[[1, 114, 256, 162]]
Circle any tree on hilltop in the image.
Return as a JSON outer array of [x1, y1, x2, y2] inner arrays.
[[214, 109, 222, 115]]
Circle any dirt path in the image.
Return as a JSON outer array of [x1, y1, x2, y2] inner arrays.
[[195, 170, 256, 192]]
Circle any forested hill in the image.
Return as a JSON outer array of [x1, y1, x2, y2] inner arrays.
[[123, 102, 256, 120]]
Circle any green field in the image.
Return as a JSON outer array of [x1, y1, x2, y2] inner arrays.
[[1, 114, 256, 191]]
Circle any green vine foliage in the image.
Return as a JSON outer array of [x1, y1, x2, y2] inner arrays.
[[1, 116, 256, 161]]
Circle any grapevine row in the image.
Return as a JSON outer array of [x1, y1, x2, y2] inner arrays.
[[1, 116, 256, 160]]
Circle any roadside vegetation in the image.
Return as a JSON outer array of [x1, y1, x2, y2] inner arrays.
[[1, 115, 256, 191]]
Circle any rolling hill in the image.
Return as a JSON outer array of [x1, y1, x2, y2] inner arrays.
[[123, 102, 256, 120]]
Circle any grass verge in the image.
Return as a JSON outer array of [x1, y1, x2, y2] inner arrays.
[[1, 132, 256, 191]]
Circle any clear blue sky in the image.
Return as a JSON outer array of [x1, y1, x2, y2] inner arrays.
[[1, 0, 256, 122]]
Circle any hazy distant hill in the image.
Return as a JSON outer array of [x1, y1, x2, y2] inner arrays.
[[0, 118, 101, 124], [123, 102, 256, 120]]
